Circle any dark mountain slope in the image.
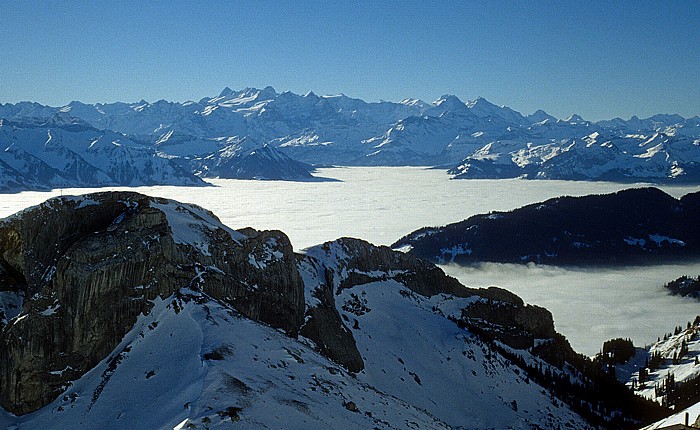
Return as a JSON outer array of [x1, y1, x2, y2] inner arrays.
[[393, 187, 700, 265]]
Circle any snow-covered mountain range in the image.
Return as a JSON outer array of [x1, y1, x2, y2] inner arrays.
[[1, 87, 699, 190], [0, 116, 206, 191]]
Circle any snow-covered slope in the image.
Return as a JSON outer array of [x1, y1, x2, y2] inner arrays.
[[334, 281, 585, 428], [0, 117, 206, 190], [621, 319, 700, 406], [643, 401, 700, 429], [0, 192, 617, 428], [0, 291, 457, 429]]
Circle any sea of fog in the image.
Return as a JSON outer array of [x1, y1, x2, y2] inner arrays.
[[1, 166, 699, 355]]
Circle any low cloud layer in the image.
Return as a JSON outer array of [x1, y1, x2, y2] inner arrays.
[[443, 262, 700, 356]]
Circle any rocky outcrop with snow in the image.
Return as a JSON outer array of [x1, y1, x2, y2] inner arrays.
[[393, 187, 700, 266], [0, 191, 668, 428], [0, 192, 304, 414]]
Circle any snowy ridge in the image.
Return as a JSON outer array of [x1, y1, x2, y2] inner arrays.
[[151, 198, 246, 253], [0, 292, 450, 429]]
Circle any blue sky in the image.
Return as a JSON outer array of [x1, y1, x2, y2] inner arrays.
[[1, 1, 698, 120]]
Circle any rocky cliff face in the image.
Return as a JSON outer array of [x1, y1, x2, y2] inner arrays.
[[0, 192, 304, 415]]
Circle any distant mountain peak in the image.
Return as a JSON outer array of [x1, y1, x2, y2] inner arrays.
[[219, 87, 234, 97], [434, 94, 464, 105], [528, 109, 556, 123], [432, 95, 469, 113], [565, 113, 586, 123], [262, 85, 277, 94], [466, 96, 494, 108]]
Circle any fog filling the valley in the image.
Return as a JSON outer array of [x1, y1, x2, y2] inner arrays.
[[2, 167, 698, 356], [442, 262, 700, 356]]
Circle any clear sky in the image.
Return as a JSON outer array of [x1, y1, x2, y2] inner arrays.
[[1, 0, 698, 121]]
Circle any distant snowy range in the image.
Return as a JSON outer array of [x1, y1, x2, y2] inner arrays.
[[1, 86, 700, 190]]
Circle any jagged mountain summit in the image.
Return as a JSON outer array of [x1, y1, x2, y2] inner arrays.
[[0, 192, 666, 428], [1, 88, 699, 189]]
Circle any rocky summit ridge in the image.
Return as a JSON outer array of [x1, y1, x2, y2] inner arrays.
[[0, 192, 667, 428]]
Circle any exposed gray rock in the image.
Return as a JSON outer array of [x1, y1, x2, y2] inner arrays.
[[460, 299, 556, 350], [298, 257, 364, 373], [0, 192, 304, 415]]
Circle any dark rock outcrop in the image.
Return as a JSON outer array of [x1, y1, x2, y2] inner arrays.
[[663, 275, 700, 299], [305, 237, 472, 297], [460, 298, 556, 350], [393, 187, 700, 266], [0, 192, 304, 415], [297, 257, 365, 373]]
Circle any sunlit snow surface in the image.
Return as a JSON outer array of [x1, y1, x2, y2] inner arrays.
[[1, 166, 699, 355]]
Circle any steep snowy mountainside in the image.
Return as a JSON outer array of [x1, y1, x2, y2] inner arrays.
[[0, 291, 455, 430], [0, 192, 596, 429], [0, 192, 672, 428], [0, 118, 206, 191], [301, 237, 666, 428], [337, 280, 586, 428]]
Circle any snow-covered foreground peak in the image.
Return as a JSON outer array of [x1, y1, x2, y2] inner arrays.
[[0, 285, 589, 430], [0, 192, 670, 428], [0, 291, 453, 429]]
